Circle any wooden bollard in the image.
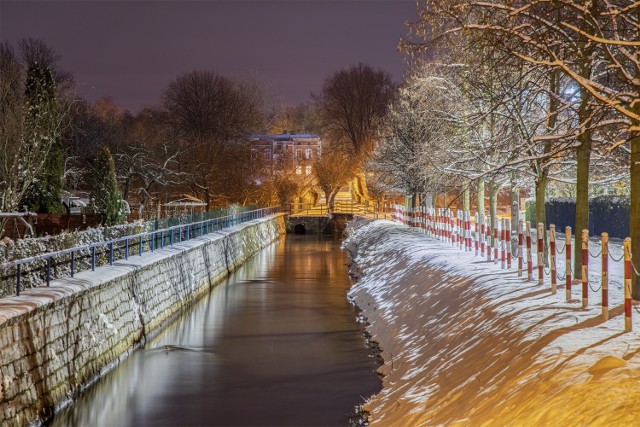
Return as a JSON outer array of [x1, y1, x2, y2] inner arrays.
[[518, 219, 524, 277], [493, 218, 499, 263], [457, 211, 462, 248], [537, 223, 544, 285], [526, 221, 533, 281], [486, 213, 492, 262], [506, 219, 511, 269], [566, 227, 572, 301], [624, 238, 632, 332], [480, 213, 485, 257], [602, 232, 608, 320], [500, 218, 506, 269], [549, 224, 557, 295], [475, 212, 479, 256], [466, 211, 472, 252], [582, 229, 589, 309]]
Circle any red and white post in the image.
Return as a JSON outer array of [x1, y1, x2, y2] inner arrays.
[[500, 218, 506, 269], [549, 224, 557, 295], [566, 227, 572, 301], [526, 221, 533, 281], [602, 232, 608, 320], [624, 237, 632, 332], [493, 217, 499, 263], [475, 212, 479, 257], [582, 229, 589, 309], [537, 223, 544, 285], [518, 219, 524, 277], [465, 211, 472, 252], [506, 219, 511, 269], [480, 212, 486, 258], [486, 214, 492, 261]]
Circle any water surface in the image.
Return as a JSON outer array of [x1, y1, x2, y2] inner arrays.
[[49, 235, 380, 426]]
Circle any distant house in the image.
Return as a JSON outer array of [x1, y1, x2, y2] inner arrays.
[[249, 132, 322, 176], [249, 132, 323, 205]]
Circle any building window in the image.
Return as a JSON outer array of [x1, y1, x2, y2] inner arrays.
[[305, 165, 312, 176], [296, 149, 303, 160], [263, 149, 271, 160], [295, 165, 302, 175], [305, 149, 312, 159]]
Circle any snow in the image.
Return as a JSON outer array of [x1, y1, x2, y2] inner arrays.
[[344, 219, 640, 426]]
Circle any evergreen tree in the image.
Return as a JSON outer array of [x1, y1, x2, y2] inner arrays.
[[90, 145, 125, 225], [20, 61, 64, 213]]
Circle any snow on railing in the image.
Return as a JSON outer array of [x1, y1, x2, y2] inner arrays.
[[390, 204, 636, 332]]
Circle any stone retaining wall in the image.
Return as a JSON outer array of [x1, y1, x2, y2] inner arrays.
[[0, 215, 286, 427]]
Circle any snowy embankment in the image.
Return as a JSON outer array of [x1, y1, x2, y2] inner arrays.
[[344, 219, 640, 426]]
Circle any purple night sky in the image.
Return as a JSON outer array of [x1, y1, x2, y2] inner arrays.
[[0, 0, 417, 113]]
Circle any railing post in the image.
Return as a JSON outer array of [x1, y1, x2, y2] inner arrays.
[[518, 219, 524, 277], [171, 229, 174, 245], [125, 239, 129, 260], [566, 226, 572, 301], [486, 213, 492, 262], [493, 216, 499, 263], [550, 224, 557, 294], [16, 264, 21, 296], [537, 223, 544, 285], [92, 246, 96, 270], [602, 232, 608, 320], [582, 229, 589, 308], [624, 237, 632, 332], [506, 219, 511, 269], [140, 235, 143, 256], [161, 230, 164, 249], [151, 232, 155, 252], [501, 218, 506, 269], [46, 258, 51, 287], [474, 212, 479, 256], [109, 242, 114, 265], [480, 213, 485, 257], [526, 221, 533, 281], [71, 252, 75, 277]]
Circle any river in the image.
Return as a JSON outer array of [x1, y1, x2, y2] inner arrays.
[[47, 235, 380, 427]]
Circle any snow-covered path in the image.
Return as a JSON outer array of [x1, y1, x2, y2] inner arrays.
[[344, 219, 640, 426]]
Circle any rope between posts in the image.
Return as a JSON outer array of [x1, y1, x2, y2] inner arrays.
[[588, 248, 603, 258], [609, 250, 624, 262]]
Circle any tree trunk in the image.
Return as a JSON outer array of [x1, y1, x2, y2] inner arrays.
[[489, 181, 499, 247], [510, 183, 519, 238], [631, 133, 640, 299], [463, 183, 470, 212], [476, 180, 485, 214], [573, 133, 592, 281]]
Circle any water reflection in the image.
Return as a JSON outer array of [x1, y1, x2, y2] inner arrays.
[[49, 235, 380, 427]]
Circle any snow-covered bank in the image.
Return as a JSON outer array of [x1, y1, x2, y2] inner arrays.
[[344, 219, 640, 426]]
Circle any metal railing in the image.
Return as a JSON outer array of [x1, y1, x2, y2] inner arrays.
[[2, 206, 281, 297], [285, 202, 390, 217]]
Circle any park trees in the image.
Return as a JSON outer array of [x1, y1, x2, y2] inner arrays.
[[90, 145, 125, 225], [163, 71, 266, 208], [402, 0, 638, 285], [0, 41, 65, 232]]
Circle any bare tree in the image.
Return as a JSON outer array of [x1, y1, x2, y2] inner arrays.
[[313, 146, 356, 212], [163, 70, 265, 207], [315, 63, 396, 161]]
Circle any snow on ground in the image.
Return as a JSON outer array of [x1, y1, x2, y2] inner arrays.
[[344, 219, 640, 426]]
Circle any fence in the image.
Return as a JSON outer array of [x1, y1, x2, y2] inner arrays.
[[391, 204, 636, 332], [285, 202, 392, 217], [1, 207, 280, 298]]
